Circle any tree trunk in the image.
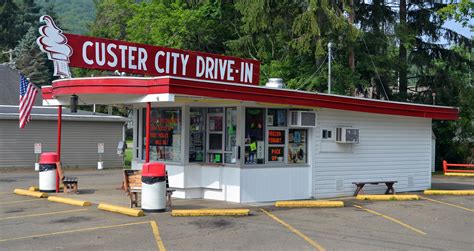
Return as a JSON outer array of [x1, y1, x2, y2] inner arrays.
[[398, 0, 408, 101], [348, 0, 355, 72]]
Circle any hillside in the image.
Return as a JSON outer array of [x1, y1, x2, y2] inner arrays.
[[35, 0, 95, 35]]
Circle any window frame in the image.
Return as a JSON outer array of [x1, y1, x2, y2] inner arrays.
[[321, 128, 334, 140], [142, 106, 183, 164], [206, 109, 225, 163]]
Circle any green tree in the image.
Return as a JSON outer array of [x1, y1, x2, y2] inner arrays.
[[127, 0, 237, 53], [13, 26, 53, 86], [0, 0, 22, 62], [90, 0, 135, 40], [438, 0, 474, 29]]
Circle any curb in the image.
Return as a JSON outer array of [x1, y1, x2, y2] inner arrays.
[[48, 196, 92, 207], [356, 194, 419, 201], [28, 186, 39, 191], [98, 203, 144, 217], [275, 200, 344, 208], [424, 190, 474, 195], [445, 173, 474, 177], [14, 189, 48, 198], [171, 209, 250, 217]]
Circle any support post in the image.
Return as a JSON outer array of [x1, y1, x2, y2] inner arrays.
[[145, 102, 151, 163], [56, 105, 62, 193]]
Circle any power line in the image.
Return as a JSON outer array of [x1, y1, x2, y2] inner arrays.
[[361, 36, 390, 100]]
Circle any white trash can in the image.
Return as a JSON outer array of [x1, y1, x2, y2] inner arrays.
[[39, 152, 58, 192], [141, 162, 167, 212]]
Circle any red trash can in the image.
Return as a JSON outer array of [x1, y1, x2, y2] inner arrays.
[[141, 162, 166, 212], [39, 152, 58, 192]]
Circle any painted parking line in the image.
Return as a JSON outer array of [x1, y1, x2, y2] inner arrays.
[[421, 196, 474, 213], [260, 208, 326, 251], [0, 199, 43, 205], [0, 220, 166, 251], [0, 208, 88, 221], [150, 220, 166, 251], [353, 204, 426, 235]]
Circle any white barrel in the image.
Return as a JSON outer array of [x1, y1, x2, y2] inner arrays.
[[97, 161, 104, 170], [39, 169, 56, 192], [141, 181, 166, 212], [34, 163, 40, 171]]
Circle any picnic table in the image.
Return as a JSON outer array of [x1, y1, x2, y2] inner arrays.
[[352, 181, 397, 196]]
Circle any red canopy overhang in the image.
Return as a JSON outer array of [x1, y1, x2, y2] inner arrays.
[[42, 76, 459, 120]]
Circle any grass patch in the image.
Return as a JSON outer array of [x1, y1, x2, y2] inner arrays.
[[124, 148, 132, 170]]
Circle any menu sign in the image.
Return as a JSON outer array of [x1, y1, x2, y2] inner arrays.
[[268, 130, 285, 145], [269, 147, 284, 162], [150, 116, 176, 146]]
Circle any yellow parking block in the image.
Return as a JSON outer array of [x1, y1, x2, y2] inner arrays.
[[28, 186, 39, 191], [275, 200, 344, 208], [98, 203, 144, 217], [424, 190, 474, 195], [356, 194, 419, 200], [445, 173, 474, 177], [13, 189, 48, 198], [171, 209, 250, 217], [48, 196, 92, 207]]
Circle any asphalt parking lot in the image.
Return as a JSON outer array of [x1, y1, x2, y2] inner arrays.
[[1, 170, 473, 251]]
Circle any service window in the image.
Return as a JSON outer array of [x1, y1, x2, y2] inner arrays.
[[224, 108, 237, 164], [207, 108, 224, 163], [245, 108, 265, 164], [144, 107, 182, 162], [288, 129, 307, 164], [189, 108, 205, 162], [203, 107, 237, 164]]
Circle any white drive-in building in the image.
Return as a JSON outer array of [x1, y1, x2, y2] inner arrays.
[[41, 76, 458, 202]]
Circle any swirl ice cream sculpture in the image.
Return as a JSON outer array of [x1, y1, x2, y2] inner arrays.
[[37, 15, 73, 78]]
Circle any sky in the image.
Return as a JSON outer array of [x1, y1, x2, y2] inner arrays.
[[444, 19, 473, 38]]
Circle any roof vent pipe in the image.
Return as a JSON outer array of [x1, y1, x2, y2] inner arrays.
[[266, 78, 285, 88]]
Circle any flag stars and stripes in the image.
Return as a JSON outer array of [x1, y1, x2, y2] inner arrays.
[[19, 74, 38, 128]]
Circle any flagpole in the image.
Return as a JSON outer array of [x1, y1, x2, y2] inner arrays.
[[56, 105, 62, 193]]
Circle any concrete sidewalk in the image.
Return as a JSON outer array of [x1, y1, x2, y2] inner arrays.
[[0, 168, 253, 210]]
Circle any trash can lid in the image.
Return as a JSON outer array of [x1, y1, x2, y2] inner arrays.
[[142, 162, 166, 177], [39, 152, 58, 164]]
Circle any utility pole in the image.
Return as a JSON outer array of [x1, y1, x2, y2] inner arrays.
[[328, 42, 333, 94]]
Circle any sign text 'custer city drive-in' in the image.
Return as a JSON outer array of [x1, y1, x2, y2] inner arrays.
[[65, 34, 260, 85]]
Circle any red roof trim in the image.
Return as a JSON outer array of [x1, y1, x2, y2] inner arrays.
[[45, 77, 459, 120]]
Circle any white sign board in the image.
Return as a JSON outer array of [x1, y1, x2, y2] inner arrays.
[[98, 143, 105, 154], [256, 141, 264, 159], [34, 143, 42, 154]]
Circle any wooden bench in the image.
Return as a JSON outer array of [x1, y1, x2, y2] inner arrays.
[[352, 181, 397, 196], [123, 170, 175, 208], [56, 162, 78, 194]]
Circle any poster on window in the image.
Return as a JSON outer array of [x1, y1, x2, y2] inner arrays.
[[288, 129, 307, 164]]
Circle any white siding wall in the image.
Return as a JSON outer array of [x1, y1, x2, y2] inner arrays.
[[164, 164, 241, 203], [241, 166, 310, 202], [313, 109, 432, 198]]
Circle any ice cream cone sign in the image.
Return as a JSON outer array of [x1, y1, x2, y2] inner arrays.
[[37, 15, 73, 78]]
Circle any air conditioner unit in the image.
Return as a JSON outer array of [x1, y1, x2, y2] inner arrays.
[[335, 127, 359, 143], [289, 111, 317, 127]]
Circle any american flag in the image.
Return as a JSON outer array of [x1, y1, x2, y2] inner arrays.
[[19, 74, 38, 128]]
